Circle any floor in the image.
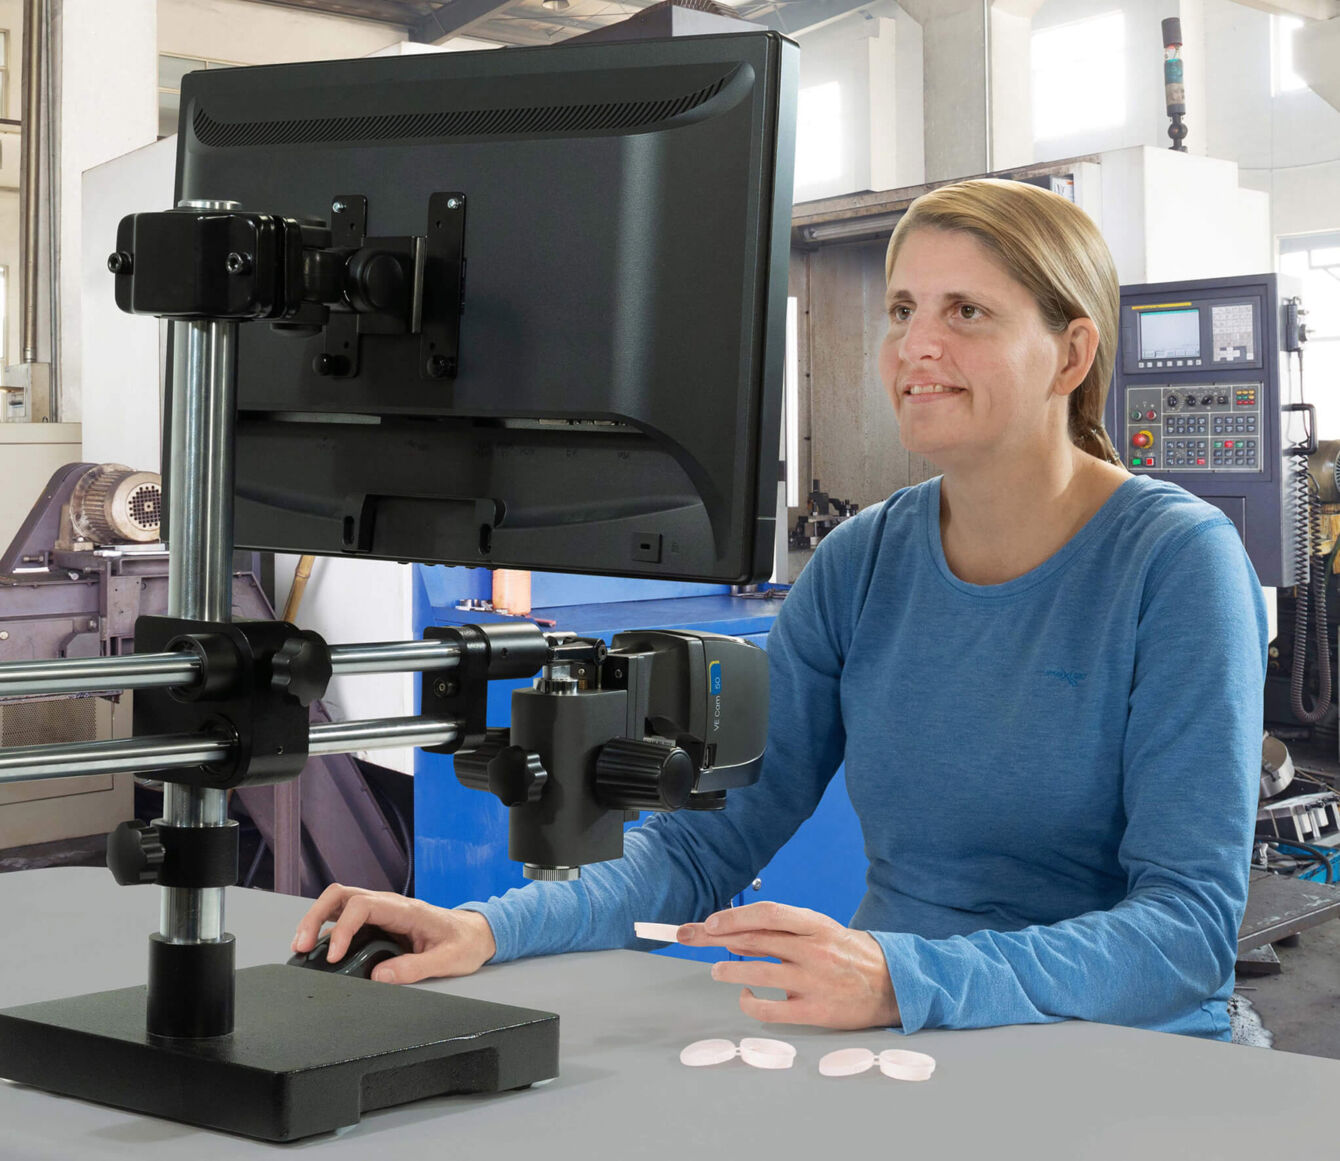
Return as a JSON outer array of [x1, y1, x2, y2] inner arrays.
[[1237, 920, 1340, 1059]]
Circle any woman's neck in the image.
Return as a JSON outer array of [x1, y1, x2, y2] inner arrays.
[[938, 445, 1126, 585]]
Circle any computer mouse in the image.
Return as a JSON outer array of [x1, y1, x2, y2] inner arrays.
[[286, 923, 409, 980]]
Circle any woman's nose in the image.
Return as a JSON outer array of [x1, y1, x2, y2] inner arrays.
[[899, 313, 944, 360]]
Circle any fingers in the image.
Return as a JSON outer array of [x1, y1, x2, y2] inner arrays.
[[326, 890, 424, 961], [372, 946, 472, 985], [709, 958, 795, 993], [291, 883, 360, 953], [737, 987, 813, 1026], [697, 902, 831, 940]]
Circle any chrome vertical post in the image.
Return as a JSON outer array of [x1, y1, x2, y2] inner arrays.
[[154, 199, 242, 1026]]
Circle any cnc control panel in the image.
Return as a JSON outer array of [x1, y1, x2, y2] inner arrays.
[[1105, 273, 1295, 587], [1123, 383, 1262, 473]]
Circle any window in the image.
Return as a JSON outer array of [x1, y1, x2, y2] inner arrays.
[[1031, 11, 1126, 141], [1280, 234, 1340, 439], [0, 30, 9, 119], [1273, 16, 1307, 95], [794, 81, 843, 192], [158, 53, 243, 138]]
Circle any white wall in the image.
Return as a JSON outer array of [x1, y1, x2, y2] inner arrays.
[[1203, 0, 1340, 240], [157, 0, 403, 64], [1032, 0, 1205, 161], [80, 137, 174, 471], [792, 1, 923, 201], [56, 0, 159, 423]]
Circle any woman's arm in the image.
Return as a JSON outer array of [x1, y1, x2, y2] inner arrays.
[[458, 522, 865, 963], [684, 520, 1267, 1037]]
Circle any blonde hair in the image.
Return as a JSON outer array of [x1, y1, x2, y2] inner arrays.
[[884, 179, 1122, 466]]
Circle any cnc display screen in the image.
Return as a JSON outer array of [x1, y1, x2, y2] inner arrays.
[[1139, 308, 1201, 361]]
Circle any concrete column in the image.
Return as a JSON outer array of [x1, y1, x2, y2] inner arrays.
[[902, 0, 1042, 183], [56, 0, 158, 423], [1295, 16, 1340, 114]]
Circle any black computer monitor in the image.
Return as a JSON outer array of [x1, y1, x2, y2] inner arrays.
[[173, 32, 797, 584]]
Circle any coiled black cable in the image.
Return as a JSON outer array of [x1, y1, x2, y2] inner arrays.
[[1288, 382, 1332, 724]]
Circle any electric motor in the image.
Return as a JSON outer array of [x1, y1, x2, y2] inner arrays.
[[69, 463, 162, 544]]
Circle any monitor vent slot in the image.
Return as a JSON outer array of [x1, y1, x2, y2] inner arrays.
[[192, 74, 733, 149]]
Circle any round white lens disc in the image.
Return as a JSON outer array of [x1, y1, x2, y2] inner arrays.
[[877, 1049, 936, 1081], [680, 1039, 738, 1067], [819, 1048, 876, 1077], [738, 1037, 797, 1069]]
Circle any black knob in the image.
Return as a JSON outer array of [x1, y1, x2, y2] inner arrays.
[[594, 737, 695, 813], [312, 353, 349, 376], [1201, 394, 1214, 406], [107, 251, 133, 275], [1166, 394, 1179, 408], [455, 731, 548, 806], [271, 631, 332, 707], [107, 820, 165, 885], [1216, 394, 1228, 405]]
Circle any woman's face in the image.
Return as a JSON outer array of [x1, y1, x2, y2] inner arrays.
[[878, 227, 1072, 470]]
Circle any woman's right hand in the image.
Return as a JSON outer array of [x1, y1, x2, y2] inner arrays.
[[291, 883, 497, 984]]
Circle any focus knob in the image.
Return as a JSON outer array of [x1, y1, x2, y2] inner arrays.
[[270, 630, 332, 707], [455, 730, 548, 806], [107, 820, 165, 885], [594, 737, 695, 813]]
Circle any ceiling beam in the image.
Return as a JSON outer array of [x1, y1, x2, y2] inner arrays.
[[238, 0, 429, 25], [752, 0, 880, 36], [410, 0, 519, 42], [1230, 0, 1340, 19]]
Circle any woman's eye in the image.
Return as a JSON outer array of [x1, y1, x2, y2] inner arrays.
[[890, 305, 912, 322], [956, 304, 981, 320]]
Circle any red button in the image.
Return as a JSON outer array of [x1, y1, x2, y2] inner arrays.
[[1225, 440, 1234, 449], [1132, 431, 1153, 448], [1197, 458, 1205, 465], [1145, 410, 1157, 420], [1144, 457, 1155, 466]]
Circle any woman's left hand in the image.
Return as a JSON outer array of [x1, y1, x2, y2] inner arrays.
[[677, 901, 901, 1030]]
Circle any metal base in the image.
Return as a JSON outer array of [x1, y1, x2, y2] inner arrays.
[[0, 964, 559, 1142]]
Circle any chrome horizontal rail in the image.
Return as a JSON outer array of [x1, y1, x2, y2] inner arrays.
[[0, 639, 462, 700], [308, 716, 459, 754], [0, 732, 233, 783], [0, 715, 460, 785]]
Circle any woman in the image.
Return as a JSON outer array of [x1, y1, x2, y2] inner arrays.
[[293, 179, 1267, 1040]]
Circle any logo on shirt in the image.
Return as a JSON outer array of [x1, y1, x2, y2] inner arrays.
[[1041, 668, 1087, 687]]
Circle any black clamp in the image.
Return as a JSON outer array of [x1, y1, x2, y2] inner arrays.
[[419, 622, 551, 755], [132, 615, 332, 789], [108, 818, 240, 888]]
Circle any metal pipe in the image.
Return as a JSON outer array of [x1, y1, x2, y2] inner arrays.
[[0, 652, 200, 697], [0, 732, 232, 783], [0, 716, 461, 786], [329, 639, 461, 676], [0, 638, 462, 699], [19, 0, 42, 363], [161, 267, 240, 952], [309, 717, 459, 755]]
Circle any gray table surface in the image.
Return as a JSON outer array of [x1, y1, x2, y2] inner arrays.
[[2, 867, 1338, 1159]]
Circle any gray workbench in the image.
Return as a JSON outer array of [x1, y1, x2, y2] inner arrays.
[[2, 868, 1337, 1159]]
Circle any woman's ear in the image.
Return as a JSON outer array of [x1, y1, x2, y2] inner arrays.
[[1053, 318, 1100, 399]]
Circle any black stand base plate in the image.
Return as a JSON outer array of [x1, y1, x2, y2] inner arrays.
[[0, 964, 559, 1142]]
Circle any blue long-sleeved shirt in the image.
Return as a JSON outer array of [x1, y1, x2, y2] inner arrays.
[[462, 475, 1268, 1040]]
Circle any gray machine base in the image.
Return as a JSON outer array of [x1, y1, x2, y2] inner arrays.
[[0, 963, 559, 1142]]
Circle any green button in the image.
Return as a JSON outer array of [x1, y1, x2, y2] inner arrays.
[[1214, 441, 1223, 448], [1131, 457, 1142, 466]]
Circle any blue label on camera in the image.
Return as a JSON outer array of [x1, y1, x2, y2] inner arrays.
[[709, 660, 722, 695]]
